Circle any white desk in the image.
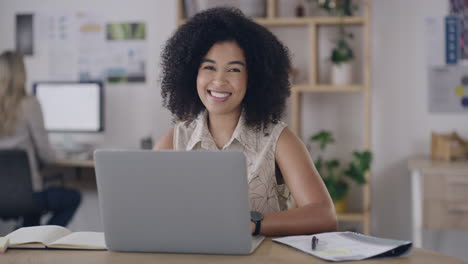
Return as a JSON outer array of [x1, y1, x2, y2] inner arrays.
[[408, 157, 468, 248]]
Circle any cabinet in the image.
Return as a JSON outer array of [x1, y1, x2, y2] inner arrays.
[[409, 158, 468, 247], [176, 0, 372, 234]]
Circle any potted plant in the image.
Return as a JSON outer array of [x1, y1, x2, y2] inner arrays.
[[309, 130, 372, 213], [330, 24, 354, 85], [313, 0, 357, 85]]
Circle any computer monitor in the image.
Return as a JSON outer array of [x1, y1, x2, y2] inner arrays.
[[33, 82, 104, 133]]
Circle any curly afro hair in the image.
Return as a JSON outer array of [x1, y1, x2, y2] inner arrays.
[[160, 7, 291, 130]]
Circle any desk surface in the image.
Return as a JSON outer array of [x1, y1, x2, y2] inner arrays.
[[2, 239, 466, 264], [51, 159, 94, 168], [408, 157, 468, 172]]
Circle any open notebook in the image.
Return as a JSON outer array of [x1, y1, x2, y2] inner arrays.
[[5, 225, 106, 250]]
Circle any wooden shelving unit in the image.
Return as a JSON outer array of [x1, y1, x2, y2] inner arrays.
[[177, 0, 372, 234], [179, 17, 365, 26]]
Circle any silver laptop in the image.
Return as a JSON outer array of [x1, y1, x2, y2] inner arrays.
[[94, 150, 264, 255]]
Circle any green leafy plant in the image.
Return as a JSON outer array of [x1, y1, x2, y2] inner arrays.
[[330, 16, 355, 65], [331, 36, 354, 65], [309, 130, 372, 202], [314, 0, 357, 65]]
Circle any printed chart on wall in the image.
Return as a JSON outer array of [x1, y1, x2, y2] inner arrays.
[[424, 0, 468, 113], [15, 12, 147, 83], [40, 12, 79, 80], [428, 66, 468, 113], [77, 12, 108, 81]]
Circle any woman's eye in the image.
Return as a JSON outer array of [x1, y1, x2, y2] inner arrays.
[[203, 65, 215, 71], [228, 68, 241, 72]]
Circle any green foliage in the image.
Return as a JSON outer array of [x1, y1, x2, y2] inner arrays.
[[309, 130, 372, 202], [343, 151, 372, 184], [331, 39, 354, 64], [313, 0, 357, 65], [311, 131, 335, 151]]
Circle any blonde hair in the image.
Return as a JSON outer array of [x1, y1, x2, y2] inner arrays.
[[0, 51, 27, 136]]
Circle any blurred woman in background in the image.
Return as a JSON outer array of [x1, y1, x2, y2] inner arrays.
[[0, 51, 81, 227]]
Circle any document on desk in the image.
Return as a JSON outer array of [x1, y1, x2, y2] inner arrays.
[[273, 232, 412, 262]]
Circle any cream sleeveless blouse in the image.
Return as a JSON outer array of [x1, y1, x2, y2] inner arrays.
[[173, 111, 291, 213]]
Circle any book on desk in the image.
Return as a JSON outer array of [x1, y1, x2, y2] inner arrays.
[[4, 225, 106, 250]]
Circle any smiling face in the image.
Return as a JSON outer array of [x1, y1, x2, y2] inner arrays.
[[196, 41, 247, 117]]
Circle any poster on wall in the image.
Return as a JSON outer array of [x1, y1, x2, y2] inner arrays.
[[47, 12, 79, 80], [15, 14, 34, 55], [450, 0, 468, 61], [428, 66, 468, 113], [76, 12, 108, 81], [18, 11, 147, 84], [426, 8, 468, 113], [106, 22, 146, 83]]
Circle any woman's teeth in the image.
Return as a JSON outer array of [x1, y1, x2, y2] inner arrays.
[[210, 91, 230, 98]]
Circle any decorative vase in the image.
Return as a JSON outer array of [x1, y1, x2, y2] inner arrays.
[[331, 62, 352, 85], [334, 197, 347, 214]]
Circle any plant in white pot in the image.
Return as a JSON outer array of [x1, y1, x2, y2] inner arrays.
[[330, 25, 354, 85]]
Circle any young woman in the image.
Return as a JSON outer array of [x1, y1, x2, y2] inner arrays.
[[0, 51, 81, 227], [155, 8, 337, 236]]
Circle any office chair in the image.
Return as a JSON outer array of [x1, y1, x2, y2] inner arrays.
[[0, 149, 41, 228]]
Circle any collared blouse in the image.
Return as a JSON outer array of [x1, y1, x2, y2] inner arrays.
[[173, 111, 291, 213]]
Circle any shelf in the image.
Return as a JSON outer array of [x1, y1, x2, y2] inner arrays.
[[177, 0, 372, 235], [253, 17, 309, 26], [255, 17, 365, 26], [337, 213, 367, 222], [312, 16, 365, 25], [291, 84, 366, 93], [178, 16, 365, 27]]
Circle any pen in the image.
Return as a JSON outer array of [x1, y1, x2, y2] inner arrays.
[[311, 236, 318, 251]]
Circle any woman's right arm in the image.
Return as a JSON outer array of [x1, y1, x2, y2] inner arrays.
[[153, 128, 174, 150]]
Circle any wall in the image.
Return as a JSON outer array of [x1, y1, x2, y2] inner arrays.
[[1, 0, 468, 260], [0, 0, 176, 150], [0, 0, 176, 233], [372, 0, 468, 260]]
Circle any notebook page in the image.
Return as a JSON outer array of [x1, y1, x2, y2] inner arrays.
[[48, 232, 106, 250], [6, 226, 71, 247]]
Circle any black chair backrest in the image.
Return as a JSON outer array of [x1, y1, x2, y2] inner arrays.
[[0, 149, 40, 218]]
